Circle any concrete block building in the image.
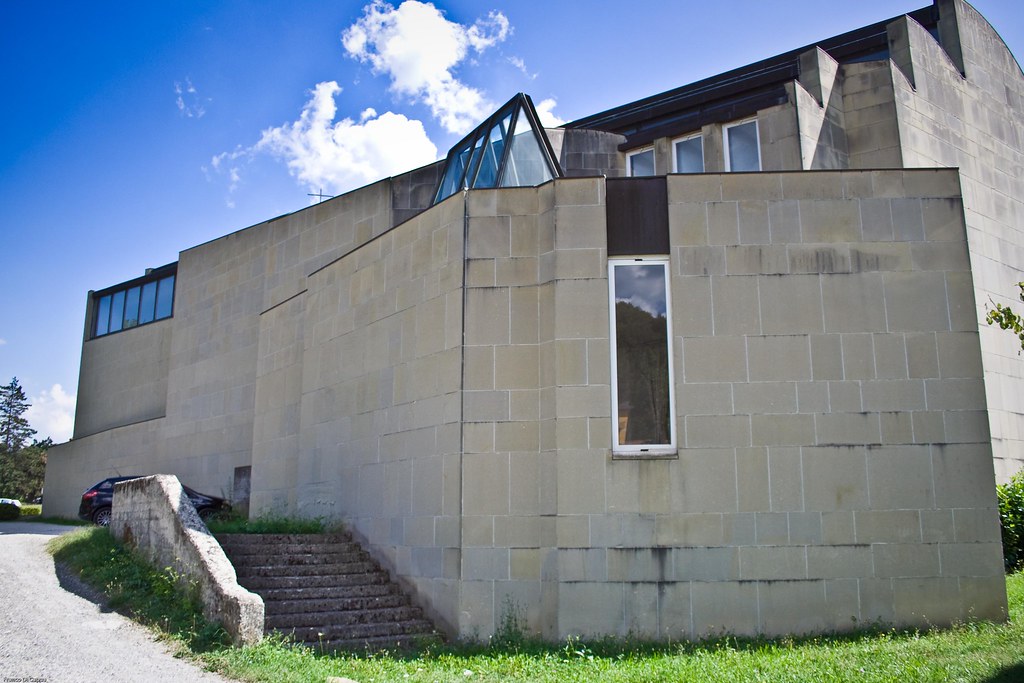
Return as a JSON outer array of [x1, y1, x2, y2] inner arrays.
[[46, 0, 1022, 640]]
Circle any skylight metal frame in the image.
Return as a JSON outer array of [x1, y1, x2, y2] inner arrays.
[[433, 93, 562, 204]]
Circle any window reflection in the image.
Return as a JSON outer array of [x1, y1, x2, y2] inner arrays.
[[674, 135, 704, 173], [610, 261, 674, 451], [139, 281, 157, 324], [725, 119, 760, 172], [155, 275, 174, 319], [92, 272, 176, 338], [627, 148, 655, 177]]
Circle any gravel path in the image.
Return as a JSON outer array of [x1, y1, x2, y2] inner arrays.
[[0, 521, 234, 683]]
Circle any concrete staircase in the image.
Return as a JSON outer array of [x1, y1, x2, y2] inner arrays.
[[216, 532, 441, 652]]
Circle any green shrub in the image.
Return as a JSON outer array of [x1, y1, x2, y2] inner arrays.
[[20, 504, 41, 516], [0, 502, 21, 521], [999, 472, 1024, 572]]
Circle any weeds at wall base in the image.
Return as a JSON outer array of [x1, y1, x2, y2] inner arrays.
[[205, 513, 342, 535]]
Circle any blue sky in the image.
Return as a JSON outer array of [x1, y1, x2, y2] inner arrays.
[[1, 0, 1020, 442]]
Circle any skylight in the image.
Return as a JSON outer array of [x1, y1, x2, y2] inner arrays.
[[433, 93, 561, 204]]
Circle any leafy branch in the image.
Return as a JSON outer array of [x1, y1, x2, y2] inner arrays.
[[986, 282, 1024, 353]]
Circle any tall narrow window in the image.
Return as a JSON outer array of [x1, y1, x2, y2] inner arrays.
[[724, 119, 761, 172], [673, 133, 704, 173], [609, 258, 676, 455], [627, 148, 655, 177]]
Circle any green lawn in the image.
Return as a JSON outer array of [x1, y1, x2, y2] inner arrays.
[[48, 527, 1024, 683]]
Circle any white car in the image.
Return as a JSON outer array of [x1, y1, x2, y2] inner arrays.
[[0, 498, 21, 508]]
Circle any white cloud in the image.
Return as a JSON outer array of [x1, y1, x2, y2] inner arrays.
[[534, 98, 565, 127], [0, 338, 6, 346], [174, 77, 206, 118], [25, 384, 75, 444], [508, 56, 535, 79], [342, 1, 510, 134], [210, 81, 438, 201]]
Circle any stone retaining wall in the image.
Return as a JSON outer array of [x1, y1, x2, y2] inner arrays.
[[110, 474, 263, 646]]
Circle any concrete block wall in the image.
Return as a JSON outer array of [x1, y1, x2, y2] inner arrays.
[[795, 48, 850, 170], [459, 179, 615, 638], [73, 318, 172, 438], [44, 419, 169, 519], [455, 171, 1005, 641], [249, 294, 304, 513], [291, 194, 467, 631], [49, 169, 431, 514], [661, 169, 1004, 636], [880, 0, 1024, 479], [160, 220, 270, 497]]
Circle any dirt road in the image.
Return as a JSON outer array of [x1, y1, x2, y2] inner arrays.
[[0, 521, 233, 683]]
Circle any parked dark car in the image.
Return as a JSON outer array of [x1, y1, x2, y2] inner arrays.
[[78, 476, 230, 526]]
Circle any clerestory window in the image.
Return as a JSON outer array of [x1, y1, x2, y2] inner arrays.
[[672, 133, 704, 173], [92, 264, 176, 338], [627, 147, 655, 177], [723, 118, 761, 172]]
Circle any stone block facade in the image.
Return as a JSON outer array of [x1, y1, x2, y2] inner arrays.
[[46, 0, 1019, 642]]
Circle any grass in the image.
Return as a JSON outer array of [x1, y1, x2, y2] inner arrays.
[[47, 526, 1024, 682], [205, 513, 335, 535], [47, 527, 230, 652], [0, 504, 89, 525]]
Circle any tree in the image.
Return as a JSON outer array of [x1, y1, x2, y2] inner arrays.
[[0, 439, 48, 500], [986, 282, 1024, 353], [0, 377, 34, 452], [0, 377, 46, 501]]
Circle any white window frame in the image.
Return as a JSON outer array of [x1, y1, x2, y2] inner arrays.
[[723, 118, 761, 172], [626, 146, 656, 177], [671, 132, 704, 173], [608, 257, 677, 456]]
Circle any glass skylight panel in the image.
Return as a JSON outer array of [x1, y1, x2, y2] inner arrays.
[[473, 115, 510, 188], [436, 145, 470, 202], [434, 94, 558, 204], [499, 108, 553, 188], [464, 134, 487, 189]]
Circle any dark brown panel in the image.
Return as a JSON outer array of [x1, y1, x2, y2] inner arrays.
[[606, 177, 669, 256]]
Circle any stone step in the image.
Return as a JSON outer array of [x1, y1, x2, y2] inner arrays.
[[264, 591, 407, 616], [218, 531, 442, 652], [253, 575, 395, 602], [266, 605, 423, 630], [274, 618, 437, 644], [218, 539, 365, 557], [216, 533, 352, 546], [237, 573, 389, 593], [234, 560, 378, 582], [227, 551, 370, 568]]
